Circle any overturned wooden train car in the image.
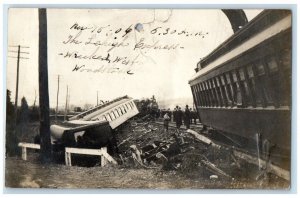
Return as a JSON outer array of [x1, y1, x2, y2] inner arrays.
[[189, 10, 291, 168], [49, 96, 139, 152], [69, 95, 139, 129]]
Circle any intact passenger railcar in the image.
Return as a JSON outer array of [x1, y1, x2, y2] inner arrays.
[[189, 10, 291, 165]]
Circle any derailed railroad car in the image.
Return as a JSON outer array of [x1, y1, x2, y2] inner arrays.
[[47, 96, 139, 154]]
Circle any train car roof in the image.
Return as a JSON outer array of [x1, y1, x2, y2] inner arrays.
[[69, 95, 134, 121], [52, 120, 109, 133], [189, 9, 291, 84]]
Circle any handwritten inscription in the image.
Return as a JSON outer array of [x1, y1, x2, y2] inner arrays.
[[59, 22, 209, 75], [150, 27, 209, 38]]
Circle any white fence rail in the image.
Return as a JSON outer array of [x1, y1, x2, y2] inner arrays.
[[18, 142, 118, 167], [65, 147, 118, 167], [18, 142, 41, 160]]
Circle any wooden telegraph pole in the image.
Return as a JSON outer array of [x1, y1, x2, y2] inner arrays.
[[38, 8, 52, 163], [64, 85, 68, 121], [97, 91, 99, 106], [8, 44, 30, 120], [14, 45, 21, 119], [55, 75, 60, 121]]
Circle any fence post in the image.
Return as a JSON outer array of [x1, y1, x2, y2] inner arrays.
[[101, 147, 108, 167], [65, 149, 72, 166], [21, 147, 27, 160]]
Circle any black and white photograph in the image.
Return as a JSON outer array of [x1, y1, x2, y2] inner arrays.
[[4, 7, 292, 189]]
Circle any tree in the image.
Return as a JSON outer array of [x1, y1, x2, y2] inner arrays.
[[6, 90, 15, 123], [19, 97, 29, 123], [83, 103, 93, 111], [6, 89, 18, 156]]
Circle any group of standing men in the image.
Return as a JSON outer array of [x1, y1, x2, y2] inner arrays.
[[163, 105, 197, 132], [173, 105, 192, 130]]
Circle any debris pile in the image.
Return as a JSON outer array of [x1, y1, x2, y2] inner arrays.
[[115, 120, 242, 181]]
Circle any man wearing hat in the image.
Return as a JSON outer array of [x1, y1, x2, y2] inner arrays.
[[184, 105, 191, 129]]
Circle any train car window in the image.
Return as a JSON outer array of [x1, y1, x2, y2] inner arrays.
[[233, 70, 244, 107], [110, 112, 116, 120], [199, 83, 209, 107], [267, 57, 279, 73], [243, 67, 256, 107], [122, 105, 127, 113], [191, 86, 196, 106], [199, 83, 207, 107], [229, 72, 239, 106], [196, 84, 204, 107], [202, 82, 209, 107], [251, 64, 267, 107], [118, 107, 124, 115], [247, 65, 254, 78], [132, 102, 136, 108], [205, 81, 216, 107], [129, 102, 133, 109], [194, 85, 200, 106], [114, 109, 120, 117], [238, 69, 245, 80], [202, 82, 210, 107], [191, 86, 199, 107], [218, 76, 228, 107], [257, 64, 265, 76], [213, 79, 221, 106], [247, 65, 261, 107], [207, 80, 216, 107], [106, 113, 112, 121], [238, 68, 250, 107], [213, 78, 223, 107], [192, 86, 198, 106], [212, 79, 220, 106], [232, 72, 238, 82], [265, 57, 281, 107], [255, 62, 274, 106], [277, 49, 291, 107], [103, 115, 108, 121], [113, 110, 119, 118], [223, 73, 234, 106]]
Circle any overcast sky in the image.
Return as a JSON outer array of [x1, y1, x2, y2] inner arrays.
[[6, 9, 262, 109]]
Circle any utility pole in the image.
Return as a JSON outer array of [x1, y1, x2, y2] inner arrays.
[[38, 8, 52, 163], [8, 44, 30, 120], [68, 89, 70, 113], [64, 85, 68, 121], [14, 45, 20, 119], [97, 91, 99, 106], [55, 75, 60, 121], [33, 89, 37, 107]]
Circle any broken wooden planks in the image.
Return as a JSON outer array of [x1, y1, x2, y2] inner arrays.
[[186, 129, 221, 148]]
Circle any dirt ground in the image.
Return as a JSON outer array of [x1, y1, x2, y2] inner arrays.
[[5, 121, 290, 189]]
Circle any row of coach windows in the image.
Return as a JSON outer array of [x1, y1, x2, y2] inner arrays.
[[192, 55, 290, 108], [102, 101, 135, 121]]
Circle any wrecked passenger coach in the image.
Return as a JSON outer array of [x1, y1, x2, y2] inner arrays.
[[49, 96, 139, 152], [69, 95, 139, 129]]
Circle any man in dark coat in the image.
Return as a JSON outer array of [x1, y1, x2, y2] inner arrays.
[[173, 107, 178, 122], [184, 105, 191, 129], [175, 106, 183, 130]]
